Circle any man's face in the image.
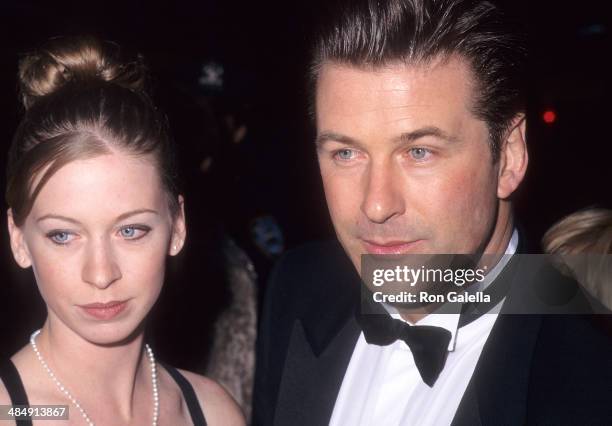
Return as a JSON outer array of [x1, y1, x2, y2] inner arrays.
[[316, 56, 502, 273]]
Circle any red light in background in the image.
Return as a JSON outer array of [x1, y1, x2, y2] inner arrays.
[[543, 110, 557, 124]]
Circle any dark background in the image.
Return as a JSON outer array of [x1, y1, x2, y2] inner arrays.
[[0, 0, 610, 364]]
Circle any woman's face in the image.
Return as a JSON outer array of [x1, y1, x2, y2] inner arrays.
[[7, 150, 186, 345]]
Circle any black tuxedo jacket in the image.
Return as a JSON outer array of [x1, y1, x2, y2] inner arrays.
[[252, 241, 612, 426]]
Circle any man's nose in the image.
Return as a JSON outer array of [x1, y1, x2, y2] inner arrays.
[[361, 160, 405, 224], [82, 238, 122, 289]]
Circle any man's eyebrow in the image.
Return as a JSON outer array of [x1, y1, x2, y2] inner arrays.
[[315, 126, 458, 149], [393, 126, 459, 144], [36, 209, 159, 225], [315, 132, 363, 149]]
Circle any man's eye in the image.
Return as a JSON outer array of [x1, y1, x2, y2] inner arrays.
[[47, 231, 74, 245], [119, 225, 150, 240], [409, 147, 431, 161], [334, 149, 356, 161]]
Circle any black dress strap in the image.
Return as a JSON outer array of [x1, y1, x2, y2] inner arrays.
[[163, 364, 207, 426], [0, 359, 33, 426], [1, 359, 209, 426]]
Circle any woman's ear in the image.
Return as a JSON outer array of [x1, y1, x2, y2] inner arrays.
[[7, 209, 32, 268], [497, 114, 528, 199], [169, 196, 187, 256]]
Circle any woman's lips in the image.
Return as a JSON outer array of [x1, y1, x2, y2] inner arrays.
[[361, 239, 424, 255], [79, 300, 128, 320]]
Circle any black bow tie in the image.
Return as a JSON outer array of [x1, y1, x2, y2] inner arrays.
[[355, 250, 522, 387], [355, 302, 451, 387]]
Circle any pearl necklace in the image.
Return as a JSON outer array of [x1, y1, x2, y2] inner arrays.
[[30, 330, 159, 426]]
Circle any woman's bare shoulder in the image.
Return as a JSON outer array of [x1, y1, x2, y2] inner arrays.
[[176, 369, 246, 426]]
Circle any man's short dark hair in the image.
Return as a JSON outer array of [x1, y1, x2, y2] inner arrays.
[[311, 0, 526, 162]]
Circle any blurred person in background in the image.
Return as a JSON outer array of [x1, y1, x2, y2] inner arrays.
[[543, 208, 612, 310], [153, 61, 262, 419]]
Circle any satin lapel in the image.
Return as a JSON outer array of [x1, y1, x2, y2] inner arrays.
[[273, 317, 361, 426], [452, 315, 542, 426], [454, 233, 543, 426], [476, 314, 542, 424], [453, 255, 544, 426], [452, 316, 542, 426], [451, 382, 482, 426]]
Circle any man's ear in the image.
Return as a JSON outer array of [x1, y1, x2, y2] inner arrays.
[[169, 195, 187, 256], [7, 209, 32, 268], [497, 114, 528, 199]]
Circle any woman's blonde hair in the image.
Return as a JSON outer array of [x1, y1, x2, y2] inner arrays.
[[543, 208, 612, 310], [543, 208, 612, 255]]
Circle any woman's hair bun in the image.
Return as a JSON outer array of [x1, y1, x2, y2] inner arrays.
[[18, 35, 149, 110]]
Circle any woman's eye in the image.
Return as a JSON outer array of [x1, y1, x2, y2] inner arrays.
[[409, 147, 431, 161], [48, 231, 74, 245], [119, 225, 150, 240], [334, 149, 356, 161]]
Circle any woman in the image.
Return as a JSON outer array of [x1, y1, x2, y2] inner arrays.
[[0, 36, 245, 425]]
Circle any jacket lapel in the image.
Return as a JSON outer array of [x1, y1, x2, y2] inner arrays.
[[453, 243, 544, 426], [274, 243, 362, 426], [273, 317, 361, 426], [452, 314, 542, 426]]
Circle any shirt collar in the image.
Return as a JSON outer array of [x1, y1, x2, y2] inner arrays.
[[384, 228, 519, 352]]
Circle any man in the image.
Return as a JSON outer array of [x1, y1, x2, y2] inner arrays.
[[253, 1, 612, 425]]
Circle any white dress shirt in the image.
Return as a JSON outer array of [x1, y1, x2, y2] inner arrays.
[[329, 230, 519, 426]]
